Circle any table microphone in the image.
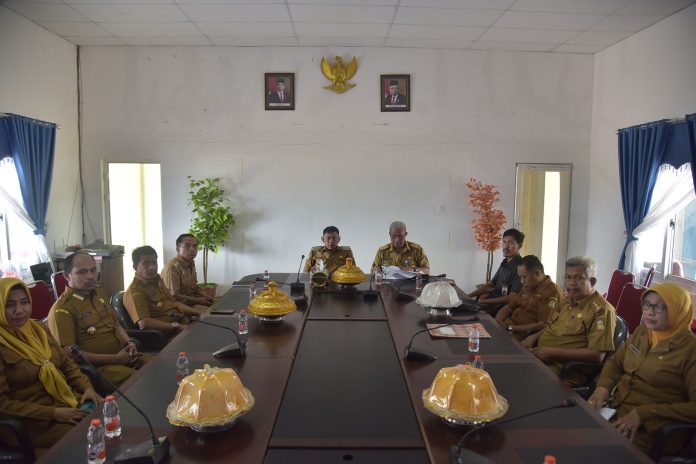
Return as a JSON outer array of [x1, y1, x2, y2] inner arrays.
[[363, 273, 378, 301], [449, 398, 578, 464], [67, 345, 170, 464], [290, 255, 305, 295], [168, 312, 246, 358], [396, 273, 446, 300], [404, 315, 479, 362]]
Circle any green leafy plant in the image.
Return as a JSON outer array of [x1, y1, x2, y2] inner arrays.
[[187, 177, 235, 285]]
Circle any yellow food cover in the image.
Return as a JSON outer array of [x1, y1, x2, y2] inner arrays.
[[422, 364, 508, 423], [248, 281, 297, 317], [331, 258, 367, 284], [167, 364, 254, 428]]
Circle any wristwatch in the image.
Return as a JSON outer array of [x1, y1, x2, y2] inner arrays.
[[507, 325, 514, 333], [171, 321, 180, 328]]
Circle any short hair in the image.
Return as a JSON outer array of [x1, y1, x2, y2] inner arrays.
[[63, 252, 95, 275], [519, 255, 544, 274], [389, 80, 399, 86], [132, 245, 157, 268], [565, 256, 597, 278], [389, 221, 407, 233], [276, 78, 285, 85], [176, 234, 197, 248], [322, 226, 339, 235], [503, 228, 525, 246]]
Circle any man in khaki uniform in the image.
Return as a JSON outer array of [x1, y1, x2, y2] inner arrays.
[[124, 246, 201, 340], [161, 233, 212, 308], [524, 256, 617, 384], [495, 255, 563, 341], [47, 252, 148, 386], [303, 226, 355, 276], [372, 221, 430, 273]]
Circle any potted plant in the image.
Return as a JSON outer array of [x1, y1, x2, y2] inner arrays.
[[466, 178, 507, 283], [188, 176, 235, 297]]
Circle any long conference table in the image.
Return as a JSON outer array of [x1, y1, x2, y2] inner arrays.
[[39, 273, 653, 463]]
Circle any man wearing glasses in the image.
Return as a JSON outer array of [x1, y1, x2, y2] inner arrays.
[[372, 221, 430, 273], [523, 256, 617, 384]]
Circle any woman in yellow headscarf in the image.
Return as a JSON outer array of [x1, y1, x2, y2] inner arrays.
[[0, 278, 101, 457], [587, 282, 696, 455]]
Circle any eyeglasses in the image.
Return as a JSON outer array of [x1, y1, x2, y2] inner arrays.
[[641, 301, 667, 314]]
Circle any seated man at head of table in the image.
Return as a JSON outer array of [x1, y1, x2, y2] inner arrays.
[[464, 228, 524, 317], [161, 233, 213, 309], [523, 256, 617, 385], [47, 252, 149, 387], [495, 255, 563, 341], [371, 221, 430, 274], [124, 245, 201, 341], [302, 226, 355, 276]]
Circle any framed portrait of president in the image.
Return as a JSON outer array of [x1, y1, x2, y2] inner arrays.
[[381, 74, 410, 112], [265, 73, 295, 111]]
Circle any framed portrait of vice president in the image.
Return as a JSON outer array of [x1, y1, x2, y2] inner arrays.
[[381, 74, 410, 112], [265, 73, 295, 111]]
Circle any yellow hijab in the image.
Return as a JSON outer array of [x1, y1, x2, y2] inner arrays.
[[642, 282, 694, 347], [0, 278, 78, 408]]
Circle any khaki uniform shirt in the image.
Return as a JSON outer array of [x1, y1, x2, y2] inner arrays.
[[303, 246, 355, 275], [372, 241, 430, 270], [161, 256, 203, 305], [504, 276, 562, 327], [539, 290, 616, 375], [124, 275, 182, 324]]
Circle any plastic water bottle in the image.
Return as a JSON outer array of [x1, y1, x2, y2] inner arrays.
[[263, 270, 270, 281], [102, 395, 121, 438], [374, 270, 383, 286], [468, 327, 480, 353], [249, 283, 256, 301], [472, 354, 484, 370], [86, 418, 106, 464], [176, 352, 189, 385], [415, 271, 423, 290], [238, 307, 249, 335]]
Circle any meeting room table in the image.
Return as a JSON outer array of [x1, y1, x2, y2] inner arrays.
[[38, 273, 653, 464]]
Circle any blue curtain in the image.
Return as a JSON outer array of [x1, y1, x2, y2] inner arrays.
[[0, 114, 56, 235], [687, 113, 696, 192], [617, 120, 671, 269]]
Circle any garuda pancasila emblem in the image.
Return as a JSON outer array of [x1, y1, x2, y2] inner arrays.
[[320, 56, 358, 94]]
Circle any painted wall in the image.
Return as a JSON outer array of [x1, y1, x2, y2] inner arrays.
[[0, 6, 80, 255], [587, 3, 696, 290], [78, 46, 593, 289]]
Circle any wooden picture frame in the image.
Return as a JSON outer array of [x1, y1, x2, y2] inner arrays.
[[381, 74, 410, 112], [265, 73, 295, 111]]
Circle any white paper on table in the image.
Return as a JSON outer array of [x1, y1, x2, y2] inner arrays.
[[382, 266, 418, 280]]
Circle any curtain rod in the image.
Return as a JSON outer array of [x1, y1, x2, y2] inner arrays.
[[616, 116, 686, 134], [0, 112, 61, 129]]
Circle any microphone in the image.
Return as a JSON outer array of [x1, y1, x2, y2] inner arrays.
[[396, 273, 446, 300], [449, 398, 577, 464], [168, 312, 245, 359], [363, 272, 378, 301], [67, 345, 170, 464], [404, 315, 479, 362], [290, 255, 305, 295]]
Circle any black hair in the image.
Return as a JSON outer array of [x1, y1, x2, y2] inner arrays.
[[63, 252, 95, 275], [176, 234, 197, 248], [323, 226, 340, 235], [132, 245, 157, 268], [519, 255, 544, 274], [503, 228, 525, 246]]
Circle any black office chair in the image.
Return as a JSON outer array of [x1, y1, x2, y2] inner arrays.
[[0, 417, 36, 464], [653, 421, 696, 463], [560, 315, 629, 399], [110, 291, 166, 352]]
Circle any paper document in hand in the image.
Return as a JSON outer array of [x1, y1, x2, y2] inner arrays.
[[426, 322, 491, 339], [383, 266, 418, 280]]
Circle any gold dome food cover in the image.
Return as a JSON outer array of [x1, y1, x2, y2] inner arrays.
[[167, 364, 255, 429], [331, 258, 367, 284], [416, 281, 462, 308], [248, 281, 297, 317], [422, 364, 508, 423]]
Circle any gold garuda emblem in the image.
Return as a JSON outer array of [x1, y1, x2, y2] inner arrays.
[[320, 56, 358, 94]]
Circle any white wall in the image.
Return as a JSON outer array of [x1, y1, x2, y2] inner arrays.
[[79, 46, 593, 289], [588, 3, 696, 290], [0, 6, 80, 255]]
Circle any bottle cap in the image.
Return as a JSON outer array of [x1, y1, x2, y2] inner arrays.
[[544, 455, 556, 464], [474, 355, 481, 360], [105, 395, 115, 402], [91, 418, 102, 426], [179, 352, 186, 356]]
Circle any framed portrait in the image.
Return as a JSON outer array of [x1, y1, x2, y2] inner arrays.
[[265, 73, 295, 111], [381, 74, 410, 112]]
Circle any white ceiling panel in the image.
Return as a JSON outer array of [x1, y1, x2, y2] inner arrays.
[[510, 0, 633, 15], [494, 11, 604, 30], [590, 14, 666, 32], [295, 21, 389, 37], [479, 27, 576, 43], [616, 0, 695, 15], [37, 20, 110, 36], [1, 1, 87, 21], [70, 4, 187, 22], [120, 36, 212, 46], [394, 7, 500, 27], [553, 43, 607, 53], [470, 40, 554, 52], [290, 5, 395, 23], [178, 4, 290, 22], [389, 24, 485, 40], [298, 36, 385, 46], [67, 36, 125, 46], [211, 36, 299, 46], [401, 0, 514, 8], [566, 30, 633, 45], [289, 0, 398, 5], [198, 21, 295, 37], [66, 0, 172, 3], [385, 37, 474, 48], [99, 21, 203, 37]]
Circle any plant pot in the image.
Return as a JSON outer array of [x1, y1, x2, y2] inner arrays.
[[200, 285, 217, 299]]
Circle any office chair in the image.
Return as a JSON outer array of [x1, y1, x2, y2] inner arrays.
[[604, 270, 635, 309], [652, 421, 696, 463], [50, 271, 68, 300], [110, 291, 166, 352], [27, 281, 55, 320], [0, 417, 36, 464], [615, 283, 646, 333], [643, 266, 656, 287]]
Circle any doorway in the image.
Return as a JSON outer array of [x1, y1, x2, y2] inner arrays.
[[514, 164, 572, 284], [102, 162, 163, 289]]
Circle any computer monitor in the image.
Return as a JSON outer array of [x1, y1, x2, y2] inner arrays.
[[30, 262, 54, 286]]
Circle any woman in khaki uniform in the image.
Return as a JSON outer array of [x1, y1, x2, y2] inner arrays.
[[588, 282, 696, 455], [0, 278, 102, 457]]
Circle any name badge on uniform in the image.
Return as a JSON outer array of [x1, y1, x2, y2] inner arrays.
[[595, 319, 605, 330], [77, 311, 93, 320]]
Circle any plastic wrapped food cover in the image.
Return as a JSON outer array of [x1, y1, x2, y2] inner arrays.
[[167, 364, 254, 429], [416, 281, 462, 308], [249, 281, 297, 317], [422, 364, 508, 423], [332, 258, 367, 284]]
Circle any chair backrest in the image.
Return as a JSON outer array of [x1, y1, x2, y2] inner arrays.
[[51, 271, 68, 300], [615, 282, 646, 333], [605, 270, 635, 308], [643, 266, 655, 287], [27, 281, 55, 320], [110, 291, 137, 330], [613, 315, 629, 351]]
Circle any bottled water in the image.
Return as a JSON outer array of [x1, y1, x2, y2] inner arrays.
[[415, 271, 423, 290], [263, 270, 270, 281], [467, 328, 480, 353], [249, 283, 256, 302], [176, 352, 189, 385], [102, 395, 121, 438], [374, 270, 383, 286], [86, 418, 106, 464], [472, 354, 484, 370], [238, 307, 249, 335]]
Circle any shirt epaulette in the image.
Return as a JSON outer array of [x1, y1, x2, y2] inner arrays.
[[339, 246, 351, 251], [311, 246, 323, 251], [378, 244, 390, 251]]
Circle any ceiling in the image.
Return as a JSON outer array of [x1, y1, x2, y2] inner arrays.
[[2, 0, 694, 53]]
